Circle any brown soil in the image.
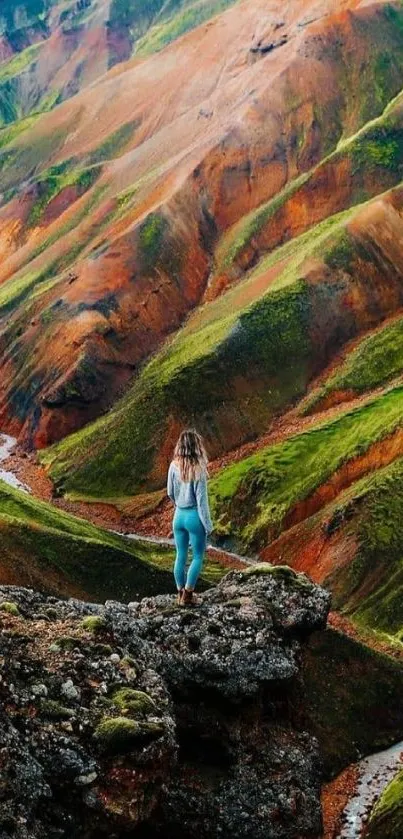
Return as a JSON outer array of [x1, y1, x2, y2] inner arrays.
[[321, 762, 360, 839]]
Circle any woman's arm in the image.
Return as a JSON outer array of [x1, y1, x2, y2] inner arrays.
[[195, 472, 213, 535], [167, 463, 175, 503]]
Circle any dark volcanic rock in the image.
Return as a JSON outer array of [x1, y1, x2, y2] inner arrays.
[[0, 566, 330, 839]]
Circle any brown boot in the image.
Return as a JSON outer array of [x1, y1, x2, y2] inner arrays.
[[177, 589, 184, 606], [181, 589, 196, 607]]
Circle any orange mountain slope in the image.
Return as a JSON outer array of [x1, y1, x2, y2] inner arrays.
[[4, 0, 403, 637], [1, 0, 403, 448]]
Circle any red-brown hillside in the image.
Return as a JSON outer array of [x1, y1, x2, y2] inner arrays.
[[0, 0, 402, 447]]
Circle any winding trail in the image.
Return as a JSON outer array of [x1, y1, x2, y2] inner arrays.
[[336, 741, 403, 838]]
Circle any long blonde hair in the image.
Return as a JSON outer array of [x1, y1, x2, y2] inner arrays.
[[174, 428, 208, 482]]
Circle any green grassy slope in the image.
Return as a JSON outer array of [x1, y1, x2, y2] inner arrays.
[[304, 315, 403, 413], [41, 206, 376, 498], [209, 386, 403, 550], [0, 480, 225, 601], [322, 458, 403, 635], [134, 0, 239, 55], [258, 453, 403, 637]]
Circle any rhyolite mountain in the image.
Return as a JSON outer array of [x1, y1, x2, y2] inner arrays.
[[2, 2, 403, 836], [0, 0, 238, 123], [1, 0, 403, 446], [1, 0, 403, 645]]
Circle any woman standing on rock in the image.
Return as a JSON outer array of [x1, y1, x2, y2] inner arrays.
[[167, 429, 213, 606]]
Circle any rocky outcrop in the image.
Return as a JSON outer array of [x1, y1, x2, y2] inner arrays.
[[0, 565, 330, 838]]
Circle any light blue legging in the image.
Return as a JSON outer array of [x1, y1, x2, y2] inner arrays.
[[173, 506, 206, 590]]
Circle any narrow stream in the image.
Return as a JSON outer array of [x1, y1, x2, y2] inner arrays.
[[336, 740, 403, 838], [121, 530, 254, 566], [0, 433, 31, 493]]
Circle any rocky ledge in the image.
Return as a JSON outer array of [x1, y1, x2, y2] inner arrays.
[[0, 565, 330, 839]]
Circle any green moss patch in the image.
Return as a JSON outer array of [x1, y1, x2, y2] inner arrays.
[[325, 457, 403, 634], [0, 113, 39, 150], [138, 212, 168, 270], [0, 43, 42, 85], [81, 616, 107, 634], [94, 716, 164, 755], [0, 600, 19, 615], [85, 120, 139, 166], [112, 688, 157, 716], [40, 699, 75, 721], [27, 163, 102, 228], [350, 124, 403, 174]]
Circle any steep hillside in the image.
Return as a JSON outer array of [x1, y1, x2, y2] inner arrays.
[[0, 0, 238, 125], [0, 0, 402, 447], [298, 627, 403, 777], [258, 456, 403, 637], [43, 182, 403, 496], [2, 0, 403, 649]]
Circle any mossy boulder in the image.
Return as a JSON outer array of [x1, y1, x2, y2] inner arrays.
[[94, 716, 164, 755], [242, 564, 310, 586], [0, 601, 19, 616], [81, 616, 107, 634], [112, 688, 157, 717]]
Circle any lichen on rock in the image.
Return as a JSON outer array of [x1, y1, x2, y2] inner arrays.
[[0, 568, 330, 838]]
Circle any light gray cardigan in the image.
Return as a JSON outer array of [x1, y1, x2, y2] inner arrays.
[[167, 462, 213, 534]]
